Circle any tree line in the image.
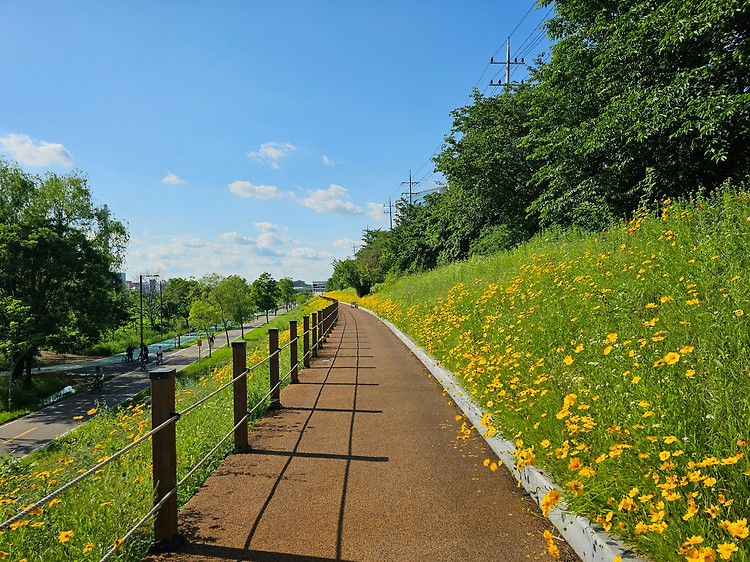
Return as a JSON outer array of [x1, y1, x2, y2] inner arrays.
[[0, 158, 306, 383], [329, 0, 750, 295]]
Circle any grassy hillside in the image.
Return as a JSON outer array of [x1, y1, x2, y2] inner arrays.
[[357, 190, 750, 562]]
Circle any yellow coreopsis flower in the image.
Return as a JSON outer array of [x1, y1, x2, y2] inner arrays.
[[58, 530, 74, 543], [541, 489, 561, 517], [568, 457, 583, 471], [566, 480, 584, 496], [664, 352, 681, 365], [717, 542, 738, 560], [719, 518, 749, 540]]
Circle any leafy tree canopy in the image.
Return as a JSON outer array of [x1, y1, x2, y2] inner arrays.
[[0, 160, 129, 380]]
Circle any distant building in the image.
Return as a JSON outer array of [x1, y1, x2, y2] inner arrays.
[[312, 281, 327, 296]]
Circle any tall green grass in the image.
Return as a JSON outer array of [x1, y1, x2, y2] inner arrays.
[[0, 298, 330, 561], [360, 190, 750, 562]]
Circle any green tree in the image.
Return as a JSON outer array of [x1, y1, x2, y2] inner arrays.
[[276, 277, 296, 310], [198, 273, 234, 346], [250, 272, 279, 323], [0, 160, 128, 382], [526, 0, 750, 228], [433, 87, 540, 259], [162, 277, 200, 330], [221, 275, 254, 337]]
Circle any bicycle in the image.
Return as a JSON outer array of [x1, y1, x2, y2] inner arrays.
[[90, 367, 104, 393]]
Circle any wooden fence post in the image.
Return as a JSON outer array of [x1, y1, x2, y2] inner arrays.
[[269, 328, 280, 408], [150, 368, 179, 549], [290, 320, 299, 384], [311, 312, 318, 357], [303, 315, 310, 368], [319, 310, 325, 347], [232, 341, 248, 451], [321, 306, 328, 342]]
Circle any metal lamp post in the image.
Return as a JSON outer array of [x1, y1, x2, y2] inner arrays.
[[140, 274, 160, 351]]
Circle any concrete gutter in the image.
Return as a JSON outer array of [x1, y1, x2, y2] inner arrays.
[[358, 304, 650, 562]]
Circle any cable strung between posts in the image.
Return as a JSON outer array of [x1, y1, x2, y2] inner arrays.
[[179, 368, 249, 417], [0, 414, 178, 531], [102, 342, 314, 559]]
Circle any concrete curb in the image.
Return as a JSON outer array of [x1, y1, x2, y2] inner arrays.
[[357, 304, 649, 562]]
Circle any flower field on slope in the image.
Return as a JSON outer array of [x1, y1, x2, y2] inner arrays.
[[359, 191, 750, 561], [0, 298, 329, 561]]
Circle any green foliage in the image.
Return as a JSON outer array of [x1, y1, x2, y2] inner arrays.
[[527, 0, 750, 227], [0, 372, 89, 423], [0, 160, 129, 380], [161, 277, 200, 330], [276, 277, 296, 308], [250, 272, 279, 320]]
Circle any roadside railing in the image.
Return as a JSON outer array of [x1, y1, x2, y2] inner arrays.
[[0, 299, 339, 560]]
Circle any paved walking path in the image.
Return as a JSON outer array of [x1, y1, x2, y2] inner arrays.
[[143, 305, 579, 562]]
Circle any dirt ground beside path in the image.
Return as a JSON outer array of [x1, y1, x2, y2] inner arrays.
[[143, 305, 580, 562]]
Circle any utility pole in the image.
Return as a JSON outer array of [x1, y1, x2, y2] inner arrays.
[[384, 197, 393, 229], [490, 37, 525, 86], [401, 170, 419, 205], [140, 274, 143, 350]]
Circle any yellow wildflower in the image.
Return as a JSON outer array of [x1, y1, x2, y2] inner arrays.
[[719, 518, 749, 539], [58, 530, 74, 543], [566, 480, 584, 496], [717, 543, 738, 560], [541, 489, 561, 517]]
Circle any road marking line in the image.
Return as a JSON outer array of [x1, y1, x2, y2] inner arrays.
[[3, 427, 37, 444]]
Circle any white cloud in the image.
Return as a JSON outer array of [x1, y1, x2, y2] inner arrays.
[[229, 180, 281, 200], [161, 171, 185, 185], [0, 133, 74, 167], [290, 247, 333, 259], [333, 238, 356, 248], [256, 226, 296, 248], [126, 231, 335, 284], [296, 184, 363, 215], [253, 221, 278, 233], [366, 201, 385, 222], [218, 232, 255, 246], [322, 155, 335, 166], [248, 141, 297, 168]]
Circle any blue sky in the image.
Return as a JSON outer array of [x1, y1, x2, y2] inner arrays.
[[0, 1, 551, 284]]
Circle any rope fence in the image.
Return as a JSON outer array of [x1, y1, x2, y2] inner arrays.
[[0, 299, 340, 560]]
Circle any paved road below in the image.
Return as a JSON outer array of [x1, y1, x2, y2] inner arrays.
[[0, 313, 280, 457], [142, 304, 580, 562]]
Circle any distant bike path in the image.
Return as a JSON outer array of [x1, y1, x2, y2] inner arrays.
[[0, 313, 279, 458]]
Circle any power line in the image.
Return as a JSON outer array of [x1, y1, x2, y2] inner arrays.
[[392, 0, 552, 220]]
